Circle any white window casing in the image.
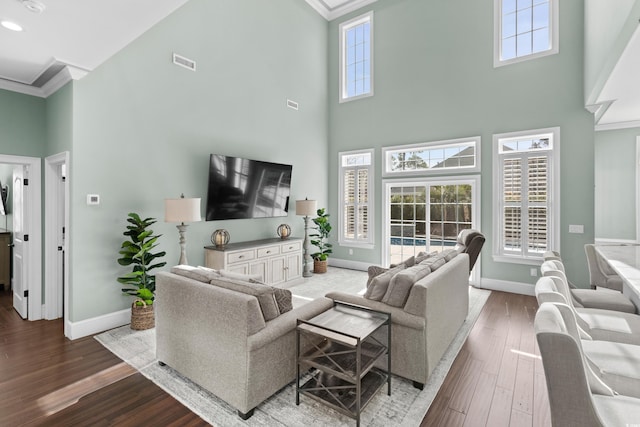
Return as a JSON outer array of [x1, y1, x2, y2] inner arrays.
[[339, 11, 374, 103], [339, 149, 374, 248], [382, 136, 481, 177], [493, 127, 560, 265], [494, 0, 559, 67]]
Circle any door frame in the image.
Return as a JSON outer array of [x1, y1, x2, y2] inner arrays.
[[0, 154, 42, 320], [44, 152, 70, 323]]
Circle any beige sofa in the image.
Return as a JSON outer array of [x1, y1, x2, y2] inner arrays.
[[155, 269, 333, 419], [326, 252, 470, 388]]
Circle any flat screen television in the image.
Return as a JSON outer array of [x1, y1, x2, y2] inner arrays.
[[205, 154, 292, 221]]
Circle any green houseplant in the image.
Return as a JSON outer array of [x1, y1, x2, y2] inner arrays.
[[310, 208, 332, 274], [117, 213, 166, 329]]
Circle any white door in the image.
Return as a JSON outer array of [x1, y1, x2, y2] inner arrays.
[[12, 167, 28, 318]]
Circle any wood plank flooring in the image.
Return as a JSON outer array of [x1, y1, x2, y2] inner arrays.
[[1, 288, 550, 426]]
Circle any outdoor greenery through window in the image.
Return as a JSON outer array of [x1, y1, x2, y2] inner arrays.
[[339, 149, 373, 247], [339, 12, 373, 102], [494, 128, 559, 262], [383, 137, 480, 176], [495, 0, 557, 66]]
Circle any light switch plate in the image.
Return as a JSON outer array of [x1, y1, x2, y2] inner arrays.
[[569, 224, 584, 234], [87, 194, 100, 205]]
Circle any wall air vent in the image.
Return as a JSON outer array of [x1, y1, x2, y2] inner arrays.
[[172, 53, 196, 71], [287, 99, 299, 110]]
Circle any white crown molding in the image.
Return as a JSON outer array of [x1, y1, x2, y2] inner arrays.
[[595, 119, 640, 132], [0, 64, 88, 98], [305, 0, 378, 21]]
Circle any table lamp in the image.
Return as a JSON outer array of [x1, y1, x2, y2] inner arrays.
[[165, 194, 201, 265], [296, 198, 317, 278]]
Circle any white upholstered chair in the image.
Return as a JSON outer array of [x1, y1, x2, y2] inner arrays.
[[535, 302, 640, 427], [541, 259, 636, 314], [584, 244, 624, 292]]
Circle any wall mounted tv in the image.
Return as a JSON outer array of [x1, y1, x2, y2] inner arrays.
[[205, 154, 292, 221]]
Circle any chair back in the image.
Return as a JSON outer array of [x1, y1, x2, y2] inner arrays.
[[535, 303, 612, 427], [454, 229, 485, 272]]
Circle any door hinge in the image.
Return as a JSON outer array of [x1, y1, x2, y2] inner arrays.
[[24, 290, 28, 298], [24, 234, 29, 242], [23, 178, 29, 186]]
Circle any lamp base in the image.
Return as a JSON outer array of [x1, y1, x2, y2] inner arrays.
[[177, 223, 189, 265]]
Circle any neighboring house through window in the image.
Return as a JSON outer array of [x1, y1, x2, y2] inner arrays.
[[493, 127, 560, 264], [494, 0, 558, 67], [339, 149, 374, 248], [339, 11, 373, 103]]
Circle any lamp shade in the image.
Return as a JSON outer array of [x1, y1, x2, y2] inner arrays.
[[296, 199, 317, 216], [164, 197, 201, 223]]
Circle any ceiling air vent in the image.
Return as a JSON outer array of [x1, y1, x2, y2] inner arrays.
[[287, 99, 299, 110], [172, 53, 196, 71]]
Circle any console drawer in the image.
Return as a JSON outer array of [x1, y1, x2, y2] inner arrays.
[[257, 246, 280, 258], [227, 250, 255, 264], [281, 241, 301, 253]]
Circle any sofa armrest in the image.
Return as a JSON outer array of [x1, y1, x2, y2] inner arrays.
[[247, 297, 334, 351], [325, 291, 425, 330]]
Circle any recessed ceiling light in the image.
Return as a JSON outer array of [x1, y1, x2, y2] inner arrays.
[[1, 20, 23, 32], [20, 0, 46, 14]]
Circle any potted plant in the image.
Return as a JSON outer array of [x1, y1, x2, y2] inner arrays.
[[310, 208, 332, 274], [117, 212, 166, 330]]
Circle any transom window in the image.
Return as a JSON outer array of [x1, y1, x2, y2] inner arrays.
[[493, 127, 559, 263], [339, 149, 374, 248], [339, 12, 373, 103], [494, 0, 558, 67], [383, 137, 481, 176]]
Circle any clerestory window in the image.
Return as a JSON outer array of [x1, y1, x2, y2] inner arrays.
[[339, 11, 373, 103]]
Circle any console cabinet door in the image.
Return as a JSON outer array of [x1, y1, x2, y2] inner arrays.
[[268, 256, 287, 285], [286, 252, 302, 281]]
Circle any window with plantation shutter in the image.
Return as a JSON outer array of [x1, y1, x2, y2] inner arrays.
[[340, 149, 374, 248], [493, 128, 559, 263]]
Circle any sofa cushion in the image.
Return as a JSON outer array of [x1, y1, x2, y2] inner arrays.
[[210, 277, 280, 321], [365, 263, 406, 301], [443, 249, 458, 262], [219, 270, 262, 281], [171, 265, 220, 282], [249, 279, 293, 314], [389, 255, 416, 269], [382, 264, 432, 307], [420, 255, 446, 271], [367, 265, 390, 287]]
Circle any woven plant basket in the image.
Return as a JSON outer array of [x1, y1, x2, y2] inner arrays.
[[313, 259, 328, 274], [131, 299, 155, 330]]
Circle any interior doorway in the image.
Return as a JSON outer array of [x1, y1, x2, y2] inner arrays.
[[0, 155, 42, 320], [44, 153, 70, 331]]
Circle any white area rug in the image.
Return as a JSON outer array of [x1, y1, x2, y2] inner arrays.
[[96, 268, 490, 426]]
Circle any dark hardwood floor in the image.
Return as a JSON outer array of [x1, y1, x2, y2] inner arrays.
[[1, 287, 550, 426]]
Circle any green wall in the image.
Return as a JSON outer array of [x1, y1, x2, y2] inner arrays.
[[68, 0, 328, 321], [594, 127, 640, 240], [327, 0, 594, 287], [0, 89, 46, 157], [45, 83, 73, 156]]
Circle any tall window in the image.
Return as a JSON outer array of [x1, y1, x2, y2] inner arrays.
[[494, 0, 558, 67], [339, 149, 374, 247], [339, 11, 373, 103], [493, 127, 559, 263]]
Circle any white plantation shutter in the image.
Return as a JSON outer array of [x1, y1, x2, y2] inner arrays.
[[340, 150, 374, 247], [495, 128, 557, 261]]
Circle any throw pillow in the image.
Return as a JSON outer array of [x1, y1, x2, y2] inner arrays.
[[210, 277, 280, 321], [219, 270, 262, 281], [171, 265, 215, 283], [365, 263, 406, 301], [442, 249, 458, 262], [196, 265, 222, 280], [390, 255, 416, 269], [367, 265, 389, 287], [382, 264, 431, 307], [249, 279, 293, 314]]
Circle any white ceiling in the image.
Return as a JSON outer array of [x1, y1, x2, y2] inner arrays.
[[0, 0, 637, 128]]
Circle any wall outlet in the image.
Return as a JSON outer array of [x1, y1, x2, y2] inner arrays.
[[530, 268, 538, 277], [569, 224, 584, 234], [349, 248, 353, 255]]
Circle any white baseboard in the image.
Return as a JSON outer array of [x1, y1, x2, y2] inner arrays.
[[66, 308, 130, 340], [479, 278, 535, 296], [329, 258, 370, 271]]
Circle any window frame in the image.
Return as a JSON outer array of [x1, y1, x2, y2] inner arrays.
[[492, 127, 560, 265], [339, 11, 374, 103], [493, 0, 559, 67], [338, 148, 375, 248], [382, 136, 481, 177]]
